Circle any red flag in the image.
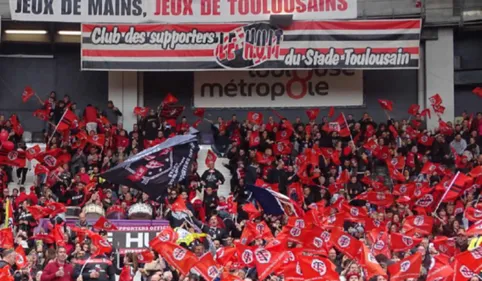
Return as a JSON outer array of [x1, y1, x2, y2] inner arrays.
[[421, 162, 440, 175], [26, 145, 41, 160], [273, 141, 292, 155], [421, 108, 431, 119], [43, 202, 66, 217], [57, 110, 78, 131], [9, 115, 23, 136], [328, 106, 335, 118], [89, 231, 112, 256], [465, 207, 482, 222], [33, 109, 49, 121], [433, 104, 446, 115], [330, 227, 362, 259], [150, 226, 179, 247], [299, 255, 339, 281], [26, 205, 47, 221], [408, 104, 420, 116], [136, 250, 155, 264], [341, 203, 368, 223], [216, 247, 237, 266], [465, 220, 482, 236], [160, 105, 184, 119], [133, 107, 149, 117], [163, 93, 178, 105], [205, 150, 217, 166], [171, 197, 188, 213], [355, 191, 393, 207], [15, 246, 28, 269], [302, 227, 330, 256], [119, 266, 133, 281], [247, 112, 263, 125], [472, 87, 482, 98], [34, 164, 49, 175], [242, 203, 262, 220], [249, 131, 261, 147], [53, 224, 66, 247], [86, 134, 105, 147], [93, 217, 118, 231], [0, 149, 26, 167], [378, 99, 393, 111], [433, 236, 456, 256], [358, 244, 387, 280], [0, 228, 14, 248], [390, 233, 423, 252], [22, 86, 35, 103], [427, 255, 453, 281], [306, 109, 320, 121], [418, 134, 434, 146], [402, 215, 434, 236], [429, 93, 443, 105], [246, 221, 274, 241], [387, 252, 422, 281], [194, 253, 222, 281], [193, 108, 206, 118], [254, 245, 287, 281], [389, 125, 399, 138], [322, 113, 350, 137], [438, 120, 453, 136]]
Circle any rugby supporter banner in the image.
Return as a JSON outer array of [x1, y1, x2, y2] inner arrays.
[[194, 70, 363, 108], [81, 19, 421, 71], [10, 0, 357, 23], [38, 219, 169, 254]]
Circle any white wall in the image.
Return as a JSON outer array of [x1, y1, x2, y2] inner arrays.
[[425, 28, 455, 130], [108, 72, 139, 132]]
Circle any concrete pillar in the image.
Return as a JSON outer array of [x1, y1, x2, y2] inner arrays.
[[417, 42, 425, 109], [108, 72, 138, 132], [425, 28, 454, 130]]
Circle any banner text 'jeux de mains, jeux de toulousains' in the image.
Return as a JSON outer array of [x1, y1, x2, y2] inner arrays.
[[81, 19, 421, 71], [10, 0, 357, 23]]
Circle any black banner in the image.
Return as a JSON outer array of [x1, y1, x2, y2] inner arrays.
[[102, 135, 199, 200]]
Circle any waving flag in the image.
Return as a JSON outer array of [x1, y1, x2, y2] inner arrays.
[[402, 215, 434, 236], [22, 86, 35, 103], [378, 99, 393, 111], [299, 255, 339, 281], [163, 93, 178, 105], [33, 109, 49, 121], [358, 244, 387, 280], [102, 135, 199, 201], [247, 112, 263, 125], [408, 104, 420, 116], [254, 245, 287, 281], [57, 110, 78, 131], [306, 109, 320, 121], [15, 246, 28, 269], [388, 252, 422, 281], [427, 255, 453, 281], [330, 227, 362, 259], [93, 217, 118, 231], [205, 150, 217, 166], [390, 233, 423, 252], [133, 106, 149, 117]]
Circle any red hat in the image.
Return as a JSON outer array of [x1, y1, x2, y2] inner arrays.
[[346, 273, 360, 280]]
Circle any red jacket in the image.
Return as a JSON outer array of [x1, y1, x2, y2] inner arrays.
[[41, 260, 74, 281]]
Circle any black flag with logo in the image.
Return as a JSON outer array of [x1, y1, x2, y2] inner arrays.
[[102, 135, 199, 201]]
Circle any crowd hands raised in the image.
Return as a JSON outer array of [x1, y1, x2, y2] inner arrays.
[[0, 91, 480, 281]]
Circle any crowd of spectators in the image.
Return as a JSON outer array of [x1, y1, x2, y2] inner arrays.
[[0, 91, 481, 281]]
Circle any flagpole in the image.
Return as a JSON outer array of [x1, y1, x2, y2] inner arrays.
[[434, 171, 460, 215], [47, 109, 68, 145], [342, 113, 353, 141]]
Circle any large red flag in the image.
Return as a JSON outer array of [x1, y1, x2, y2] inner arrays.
[[429, 93, 443, 105], [133, 107, 149, 117], [53, 224, 66, 247], [57, 110, 78, 131], [388, 252, 422, 281], [254, 245, 288, 281], [455, 247, 482, 274], [249, 131, 261, 147], [355, 191, 393, 207], [465, 220, 482, 236], [33, 109, 49, 121], [427, 255, 453, 281], [193, 108, 205, 118], [322, 113, 350, 137], [86, 134, 106, 147], [465, 207, 482, 222], [149, 226, 179, 247], [171, 197, 188, 213], [26, 145, 41, 160], [136, 250, 155, 264], [298, 255, 339, 281], [378, 99, 393, 111], [88, 232, 112, 256], [402, 215, 434, 236], [26, 205, 47, 221], [0, 266, 13, 281], [194, 253, 222, 281], [0, 228, 14, 248], [390, 233, 423, 252], [358, 244, 387, 280], [432, 236, 456, 257], [330, 227, 362, 259]]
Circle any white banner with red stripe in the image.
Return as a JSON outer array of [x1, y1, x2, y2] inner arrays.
[[81, 19, 421, 71], [10, 0, 357, 23]]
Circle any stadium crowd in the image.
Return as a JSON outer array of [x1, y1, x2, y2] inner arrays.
[[0, 90, 480, 281]]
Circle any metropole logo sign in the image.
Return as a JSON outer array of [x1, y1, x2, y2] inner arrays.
[[194, 69, 364, 108]]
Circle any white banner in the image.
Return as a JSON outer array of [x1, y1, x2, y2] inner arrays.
[[194, 70, 363, 108], [10, 0, 357, 23]]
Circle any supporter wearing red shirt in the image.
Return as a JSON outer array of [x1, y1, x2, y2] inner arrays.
[[41, 247, 74, 281]]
